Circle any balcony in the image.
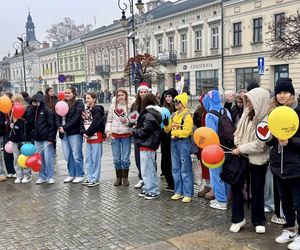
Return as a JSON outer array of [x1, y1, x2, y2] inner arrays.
[[95, 65, 110, 79], [157, 50, 177, 66]]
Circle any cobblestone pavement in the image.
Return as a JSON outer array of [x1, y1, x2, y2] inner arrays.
[[0, 141, 289, 250]]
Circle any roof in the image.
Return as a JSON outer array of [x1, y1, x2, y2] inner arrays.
[[81, 22, 122, 40], [56, 37, 82, 49]]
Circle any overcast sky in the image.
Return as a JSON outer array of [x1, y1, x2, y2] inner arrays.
[[0, 0, 127, 58]]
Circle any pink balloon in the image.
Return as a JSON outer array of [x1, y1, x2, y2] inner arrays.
[[4, 141, 13, 154], [55, 101, 69, 116]]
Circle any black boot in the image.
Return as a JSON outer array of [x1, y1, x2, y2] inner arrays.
[[122, 169, 129, 186], [114, 169, 122, 186]]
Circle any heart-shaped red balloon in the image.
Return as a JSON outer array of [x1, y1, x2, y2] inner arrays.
[[26, 153, 42, 172]]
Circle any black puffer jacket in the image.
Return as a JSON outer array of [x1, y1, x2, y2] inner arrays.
[[269, 103, 300, 179], [132, 105, 162, 150], [80, 105, 105, 136], [56, 99, 85, 138], [8, 109, 31, 143], [27, 94, 57, 142]]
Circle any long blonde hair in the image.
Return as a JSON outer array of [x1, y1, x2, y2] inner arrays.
[[268, 95, 297, 114], [11, 94, 27, 107]]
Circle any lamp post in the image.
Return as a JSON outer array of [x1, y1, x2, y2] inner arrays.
[[13, 34, 29, 92]]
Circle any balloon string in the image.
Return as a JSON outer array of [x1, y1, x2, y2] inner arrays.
[[220, 144, 249, 158], [38, 144, 49, 153]]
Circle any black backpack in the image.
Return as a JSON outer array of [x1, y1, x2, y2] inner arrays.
[[209, 108, 235, 148]]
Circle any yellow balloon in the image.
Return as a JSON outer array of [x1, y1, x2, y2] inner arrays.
[[202, 157, 225, 169], [268, 106, 299, 140], [18, 154, 28, 168]]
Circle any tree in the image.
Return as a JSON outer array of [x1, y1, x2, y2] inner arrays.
[[0, 79, 12, 92], [124, 53, 165, 86], [267, 11, 300, 60], [46, 17, 93, 45]]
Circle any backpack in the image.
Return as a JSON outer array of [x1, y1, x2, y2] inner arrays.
[[171, 112, 198, 155], [208, 108, 235, 149]]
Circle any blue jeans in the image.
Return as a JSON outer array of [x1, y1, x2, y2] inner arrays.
[[35, 141, 54, 180], [111, 137, 131, 169], [140, 150, 159, 195], [86, 143, 103, 182], [171, 139, 193, 197], [61, 134, 84, 177], [12, 142, 32, 179], [209, 166, 228, 203]]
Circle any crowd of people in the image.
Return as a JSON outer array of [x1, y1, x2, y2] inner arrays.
[[0, 78, 300, 249]]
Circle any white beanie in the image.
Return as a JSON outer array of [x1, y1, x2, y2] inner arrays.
[[137, 82, 150, 92]]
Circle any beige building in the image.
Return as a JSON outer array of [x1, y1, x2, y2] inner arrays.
[[223, 0, 300, 93]]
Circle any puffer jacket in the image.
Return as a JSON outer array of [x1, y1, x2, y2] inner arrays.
[[9, 109, 31, 143], [269, 101, 300, 179], [234, 87, 270, 165], [105, 96, 135, 135], [56, 99, 85, 138], [27, 94, 57, 142], [132, 105, 162, 150]]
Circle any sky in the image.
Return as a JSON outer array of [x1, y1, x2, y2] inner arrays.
[[0, 0, 128, 58]]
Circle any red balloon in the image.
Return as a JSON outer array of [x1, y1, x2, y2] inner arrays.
[[12, 103, 26, 119], [25, 153, 42, 172], [58, 91, 65, 101], [201, 144, 224, 165]]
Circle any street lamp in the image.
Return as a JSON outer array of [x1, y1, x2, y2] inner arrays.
[[13, 34, 29, 92]]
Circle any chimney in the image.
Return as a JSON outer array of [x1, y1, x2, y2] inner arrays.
[[42, 41, 50, 48]]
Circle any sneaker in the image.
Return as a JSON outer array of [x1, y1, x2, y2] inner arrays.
[[264, 206, 273, 213], [288, 235, 300, 250], [72, 177, 83, 183], [88, 182, 99, 187], [64, 176, 74, 183], [210, 200, 227, 210], [255, 226, 265, 234], [182, 197, 192, 203], [0, 175, 7, 182], [138, 191, 147, 197], [21, 176, 32, 183], [271, 215, 286, 225], [36, 178, 46, 184], [144, 193, 160, 200], [210, 199, 218, 204], [230, 219, 246, 233], [275, 229, 297, 244], [171, 194, 184, 200], [12, 174, 17, 178], [134, 180, 144, 188], [81, 179, 90, 186], [48, 178, 55, 184], [6, 174, 14, 178], [14, 178, 22, 184]]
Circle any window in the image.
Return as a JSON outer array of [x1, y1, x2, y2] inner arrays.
[[103, 50, 109, 69], [69, 57, 73, 71], [180, 34, 187, 53], [146, 41, 150, 54], [195, 30, 202, 51], [64, 58, 68, 71], [118, 47, 124, 66], [89, 54, 94, 72], [46, 63, 49, 74], [110, 49, 116, 66], [168, 36, 174, 51], [96, 52, 101, 66], [236, 67, 260, 90], [59, 59, 64, 71], [80, 55, 84, 69], [196, 70, 218, 94], [211, 27, 219, 48], [253, 18, 263, 43], [50, 63, 53, 74], [54, 62, 57, 73], [74, 56, 79, 70], [275, 13, 285, 39], [157, 38, 163, 53], [275, 64, 289, 82], [233, 22, 242, 46], [42, 64, 45, 75]]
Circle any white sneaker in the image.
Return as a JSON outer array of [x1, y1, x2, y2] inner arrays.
[[210, 200, 227, 210], [64, 176, 74, 183], [21, 176, 32, 183], [48, 178, 55, 184], [255, 225, 265, 234], [36, 178, 46, 184], [134, 180, 144, 188], [14, 178, 22, 184], [271, 215, 286, 225], [275, 229, 297, 244], [12, 174, 17, 178], [72, 177, 83, 183], [210, 199, 218, 204], [230, 219, 246, 233], [288, 235, 300, 250], [7, 174, 13, 178]]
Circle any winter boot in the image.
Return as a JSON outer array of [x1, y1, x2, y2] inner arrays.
[[122, 169, 129, 186], [113, 169, 122, 186]]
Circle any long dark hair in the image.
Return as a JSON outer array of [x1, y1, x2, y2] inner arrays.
[[65, 86, 77, 108], [141, 93, 157, 111], [45, 87, 56, 111]]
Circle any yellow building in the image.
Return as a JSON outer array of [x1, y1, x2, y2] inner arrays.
[[223, 0, 300, 93]]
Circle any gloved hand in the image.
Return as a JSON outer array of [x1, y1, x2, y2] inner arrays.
[[163, 116, 169, 126]]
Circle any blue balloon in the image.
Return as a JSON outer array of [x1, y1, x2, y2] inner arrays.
[[161, 107, 171, 129], [20, 143, 37, 156]]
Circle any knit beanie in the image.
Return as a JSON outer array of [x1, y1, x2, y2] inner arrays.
[[174, 92, 188, 108], [137, 82, 150, 92], [275, 78, 294, 96], [165, 88, 178, 99]]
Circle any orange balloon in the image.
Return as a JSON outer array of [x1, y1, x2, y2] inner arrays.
[[0, 96, 12, 113], [202, 144, 224, 165], [193, 127, 220, 149], [202, 157, 225, 169]]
